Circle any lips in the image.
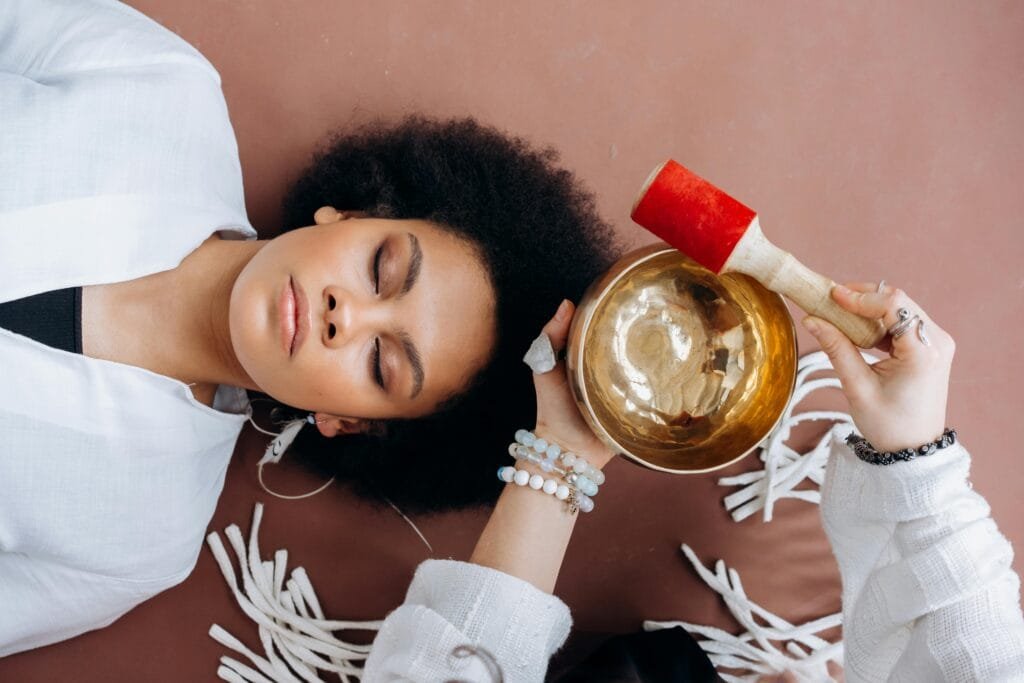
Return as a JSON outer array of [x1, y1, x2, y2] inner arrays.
[[280, 276, 310, 357]]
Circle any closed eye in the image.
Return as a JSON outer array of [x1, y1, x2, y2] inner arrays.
[[373, 243, 384, 294], [372, 337, 385, 389]]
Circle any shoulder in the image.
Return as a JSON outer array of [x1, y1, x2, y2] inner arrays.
[[7, 0, 222, 84]]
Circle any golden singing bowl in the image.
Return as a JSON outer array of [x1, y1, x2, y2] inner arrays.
[[566, 244, 798, 473]]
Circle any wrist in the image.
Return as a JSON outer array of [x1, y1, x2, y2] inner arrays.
[[864, 425, 946, 453], [846, 428, 957, 466], [501, 429, 605, 514], [532, 427, 614, 471]]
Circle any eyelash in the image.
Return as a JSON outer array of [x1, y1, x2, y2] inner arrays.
[[371, 242, 385, 390], [372, 337, 385, 389], [373, 243, 384, 295]]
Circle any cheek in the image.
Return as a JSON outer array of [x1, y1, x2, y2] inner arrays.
[[273, 354, 368, 415]]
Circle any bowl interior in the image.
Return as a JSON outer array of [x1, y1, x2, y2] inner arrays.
[[570, 247, 797, 473]]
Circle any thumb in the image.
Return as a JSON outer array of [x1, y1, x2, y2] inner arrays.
[[530, 299, 574, 395], [802, 316, 874, 391]]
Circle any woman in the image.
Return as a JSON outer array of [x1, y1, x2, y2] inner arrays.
[[0, 0, 616, 654], [361, 285, 1023, 681]]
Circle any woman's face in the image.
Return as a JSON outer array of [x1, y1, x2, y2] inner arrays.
[[229, 210, 497, 423]]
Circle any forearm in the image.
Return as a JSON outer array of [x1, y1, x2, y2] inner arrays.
[[822, 439, 1024, 681], [469, 466, 579, 594], [366, 461, 581, 681]]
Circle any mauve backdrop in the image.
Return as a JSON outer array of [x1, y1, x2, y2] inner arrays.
[[1, 1, 1021, 680]]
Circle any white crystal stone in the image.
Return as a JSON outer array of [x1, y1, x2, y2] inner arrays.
[[542, 479, 558, 495], [499, 467, 515, 483], [523, 332, 557, 374], [528, 474, 544, 490], [513, 469, 530, 486], [578, 495, 595, 513], [561, 452, 577, 467], [533, 438, 548, 454], [508, 443, 518, 457], [573, 460, 588, 474], [522, 431, 536, 446], [555, 484, 570, 500], [591, 469, 606, 485], [546, 443, 561, 458]]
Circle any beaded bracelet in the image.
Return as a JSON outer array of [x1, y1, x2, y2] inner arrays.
[[512, 430, 604, 495], [845, 428, 957, 466], [497, 429, 605, 514], [497, 466, 595, 513]]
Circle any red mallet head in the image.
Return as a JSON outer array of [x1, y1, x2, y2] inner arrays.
[[629, 159, 886, 349], [631, 160, 756, 274]]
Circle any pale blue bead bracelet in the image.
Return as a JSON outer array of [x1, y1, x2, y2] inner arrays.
[[500, 429, 604, 514], [512, 429, 604, 492]]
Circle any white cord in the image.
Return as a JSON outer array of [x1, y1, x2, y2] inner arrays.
[[208, 504, 383, 682], [718, 350, 879, 522], [645, 544, 842, 682]]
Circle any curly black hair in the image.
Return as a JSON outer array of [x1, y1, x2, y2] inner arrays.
[[276, 116, 619, 514]]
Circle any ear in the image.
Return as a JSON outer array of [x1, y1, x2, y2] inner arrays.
[[313, 207, 368, 225], [313, 413, 370, 438], [313, 206, 343, 225]]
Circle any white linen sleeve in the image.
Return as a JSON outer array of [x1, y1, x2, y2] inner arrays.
[[0, 0, 218, 81], [0, 552, 184, 657], [821, 440, 1024, 682], [362, 559, 572, 683]]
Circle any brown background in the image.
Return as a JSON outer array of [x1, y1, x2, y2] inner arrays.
[[2, 1, 1022, 680]]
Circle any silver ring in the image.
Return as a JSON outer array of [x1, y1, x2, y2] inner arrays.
[[916, 318, 931, 346], [887, 307, 919, 340]]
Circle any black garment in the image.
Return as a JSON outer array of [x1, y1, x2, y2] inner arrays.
[[0, 287, 83, 354], [555, 628, 720, 682]]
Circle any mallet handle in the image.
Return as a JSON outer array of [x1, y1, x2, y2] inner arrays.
[[728, 220, 886, 348]]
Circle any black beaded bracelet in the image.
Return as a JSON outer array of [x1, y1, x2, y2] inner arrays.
[[845, 428, 958, 466]]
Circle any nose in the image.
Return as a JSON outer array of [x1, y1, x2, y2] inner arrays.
[[322, 286, 365, 347]]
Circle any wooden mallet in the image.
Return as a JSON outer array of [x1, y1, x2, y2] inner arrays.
[[631, 160, 885, 348]]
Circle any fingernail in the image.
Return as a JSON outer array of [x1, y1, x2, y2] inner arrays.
[[835, 284, 852, 296], [555, 299, 571, 321], [802, 317, 820, 335]]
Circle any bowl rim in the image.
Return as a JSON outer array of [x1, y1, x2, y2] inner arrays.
[[568, 244, 799, 474]]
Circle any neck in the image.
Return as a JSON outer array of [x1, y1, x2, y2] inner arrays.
[[146, 237, 266, 391]]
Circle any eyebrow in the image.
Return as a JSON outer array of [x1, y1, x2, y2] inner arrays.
[[398, 330, 424, 399], [396, 232, 424, 398], [400, 233, 422, 297]]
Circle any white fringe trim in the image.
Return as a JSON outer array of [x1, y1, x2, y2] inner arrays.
[[645, 544, 843, 682], [718, 350, 879, 522], [207, 504, 383, 682]]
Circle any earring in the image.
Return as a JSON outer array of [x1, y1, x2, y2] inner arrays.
[[248, 412, 336, 500]]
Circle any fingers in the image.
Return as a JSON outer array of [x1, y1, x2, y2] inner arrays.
[[543, 300, 574, 353], [831, 283, 906, 321], [833, 282, 955, 363], [802, 315, 877, 398], [531, 300, 574, 393]]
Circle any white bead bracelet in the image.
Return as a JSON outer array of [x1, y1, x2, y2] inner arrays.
[[497, 466, 594, 513]]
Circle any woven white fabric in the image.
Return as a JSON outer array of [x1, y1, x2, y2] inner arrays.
[[362, 560, 571, 682], [822, 440, 1024, 682]]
